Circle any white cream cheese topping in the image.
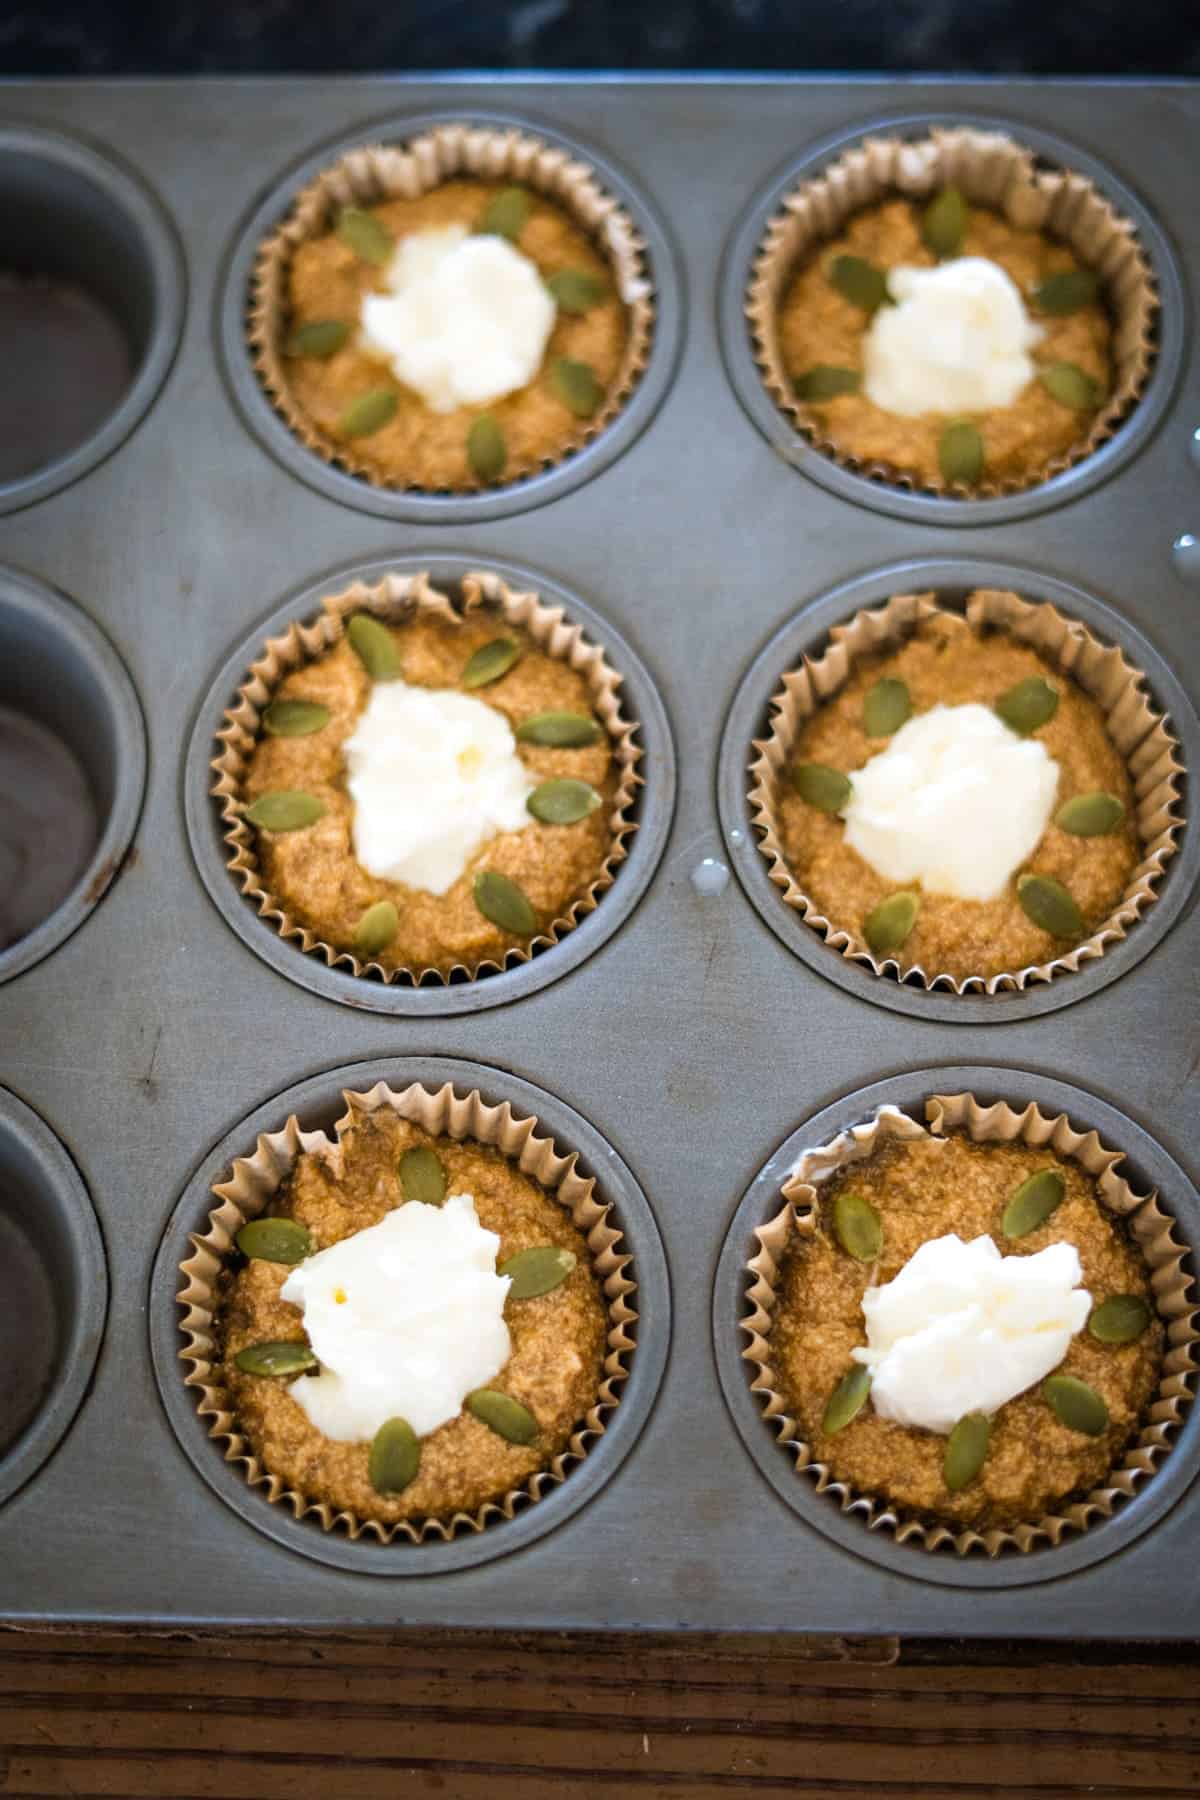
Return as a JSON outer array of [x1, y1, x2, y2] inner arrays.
[[851, 1232, 1091, 1434], [842, 702, 1059, 902], [360, 224, 557, 413], [280, 1195, 511, 1442], [862, 256, 1044, 417], [344, 679, 534, 895]]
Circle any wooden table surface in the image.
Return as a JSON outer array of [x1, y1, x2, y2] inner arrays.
[[1, 1628, 1196, 1797]]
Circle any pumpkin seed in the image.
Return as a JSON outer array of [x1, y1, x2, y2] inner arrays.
[[515, 710, 601, 748], [245, 790, 325, 832], [347, 612, 402, 680], [285, 319, 350, 358], [1001, 1168, 1066, 1239], [1043, 1373, 1109, 1436], [822, 1363, 872, 1435], [794, 364, 861, 402], [922, 185, 968, 258], [467, 413, 506, 482], [832, 1191, 883, 1262], [944, 1413, 990, 1492], [474, 871, 537, 935], [336, 206, 393, 266], [262, 699, 331, 737], [864, 891, 919, 957], [235, 1340, 317, 1377], [1055, 791, 1124, 837], [399, 1145, 447, 1207], [995, 675, 1059, 735], [792, 762, 851, 814], [527, 777, 601, 825], [862, 676, 912, 737], [1017, 873, 1084, 939], [551, 356, 604, 418], [353, 900, 399, 957], [462, 636, 520, 689], [546, 269, 608, 312], [235, 1218, 313, 1265], [1032, 268, 1100, 315], [368, 1417, 421, 1494], [1039, 360, 1104, 410], [1089, 1294, 1153, 1344], [938, 420, 985, 486], [338, 388, 398, 438], [828, 254, 889, 313], [498, 1245, 577, 1299], [466, 1388, 538, 1444], [478, 186, 532, 242]]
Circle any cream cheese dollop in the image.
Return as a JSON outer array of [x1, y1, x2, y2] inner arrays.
[[851, 1233, 1091, 1434], [279, 1195, 511, 1442], [863, 256, 1044, 417], [344, 679, 533, 895], [360, 224, 556, 413], [842, 702, 1058, 902]]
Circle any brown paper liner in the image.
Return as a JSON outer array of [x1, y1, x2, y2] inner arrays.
[[741, 1094, 1198, 1558], [250, 123, 655, 493], [213, 567, 642, 985], [177, 1079, 637, 1545], [749, 587, 1184, 994], [747, 125, 1158, 497]]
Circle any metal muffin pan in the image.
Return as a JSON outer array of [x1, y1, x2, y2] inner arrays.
[[0, 76, 1197, 1637]]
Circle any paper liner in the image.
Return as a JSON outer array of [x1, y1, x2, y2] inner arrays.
[[177, 1079, 637, 1545], [213, 567, 642, 985], [747, 125, 1158, 497], [749, 587, 1184, 994], [741, 1094, 1198, 1558], [250, 122, 655, 493]]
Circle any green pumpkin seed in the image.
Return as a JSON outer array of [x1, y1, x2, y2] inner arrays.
[[245, 790, 325, 832], [347, 612, 402, 680], [515, 710, 601, 748], [527, 777, 601, 825], [832, 1191, 883, 1262], [285, 319, 351, 359], [1032, 268, 1100, 315], [1039, 360, 1105, 410], [1089, 1294, 1153, 1344], [498, 1245, 577, 1299], [938, 420, 985, 486], [944, 1413, 990, 1492], [551, 356, 604, 418], [995, 675, 1059, 735], [467, 414, 506, 483], [368, 1417, 421, 1494], [338, 388, 398, 438], [864, 891, 919, 958], [922, 185, 968, 258], [546, 269, 608, 313], [466, 1388, 538, 1444], [862, 677, 912, 738], [792, 762, 851, 814], [1055, 791, 1124, 837], [1017, 873, 1084, 939], [336, 207, 393, 266], [794, 364, 861, 402], [1043, 1374, 1109, 1436], [235, 1340, 317, 1377], [399, 1145, 447, 1207], [828, 255, 889, 313], [235, 1218, 314, 1265], [822, 1363, 872, 1436], [262, 698, 331, 737], [474, 871, 537, 935], [478, 186, 532, 242], [353, 900, 399, 957], [462, 636, 520, 689], [1001, 1168, 1066, 1239]]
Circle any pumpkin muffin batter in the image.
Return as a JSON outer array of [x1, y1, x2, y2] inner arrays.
[[773, 1132, 1162, 1530], [218, 1109, 608, 1525]]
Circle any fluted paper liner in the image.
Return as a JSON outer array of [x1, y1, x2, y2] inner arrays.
[[747, 125, 1158, 497], [750, 587, 1184, 994], [177, 1079, 637, 1545], [213, 567, 642, 985], [741, 1094, 1198, 1558], [251, 122, 655, 492]]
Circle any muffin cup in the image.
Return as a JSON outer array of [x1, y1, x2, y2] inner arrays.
[[213, 566, 642, 985], [177, 1077, 638, 1545], [250, 122, 655, 493], [747, 124, 1158, 498], [741, 1091, 1198, 1559], [749, 586, 1184, 994]]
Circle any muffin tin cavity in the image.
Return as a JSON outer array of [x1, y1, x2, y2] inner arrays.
[[0, 568, 146, 985], [0, 126, 184, 514], [0, 1088, 107, 1508]]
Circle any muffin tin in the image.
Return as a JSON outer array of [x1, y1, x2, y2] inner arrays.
[[0, 76, 1197, 1638]]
